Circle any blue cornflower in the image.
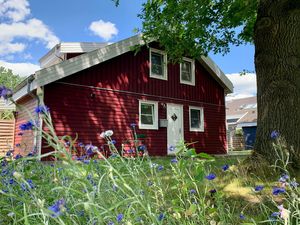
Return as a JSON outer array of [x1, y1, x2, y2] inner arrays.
[[171, 158, 178, 163], [147, 181, 153, 186], [15, 143, 21, 147], [158, 213, 164, 221], [190, 189, 196, 194], [239, 214, 245, 220], [27, 152, 34, 157], [271, 130, 280, 139], [0, 86, 13, 100], [205, 173, 216, 180], [157, 165, 164, 171], [21, 183, 27, 191], [48, 199, 65, 218], [168, 145, 175, 152], [9, 179, 14, 185], [6, 150, 13, 157], [272, 187, 286, 195], [222, 164, 229, 171], [279, 174, 289, 183], [116, 213, 123, 223], [130, 123, 136, 128], [111, 140, 116, 145], [15, 154, 22, 160], [254, 185, 264, 192], [209, 189, 217, 194], [290, 180, 299, 188], [138, 145, 146, 151], [271, 212, 280, 217], [19, 121, 34, 131], [107, 222, 115, 225], [35, 105, 49, 114], [27, 179, 34, 189]]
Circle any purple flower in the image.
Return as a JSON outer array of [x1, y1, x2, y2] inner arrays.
[[290, 180, 299, 188], [157, 165, 164, 171], [171, 158, 178, 163], [190, 189, 196, 194], [271, 212, 280, 217], [17, 132, 23, 136], [130, 123, 136, 128], [147, 181, 153, 186], [116, 213, 123, 222], [138, 145, 146, 151], [168, 145, 176, 152], [111, 140, 116, 145], [239, 214, 245, 220], [272, 187, 286, 195], [254, 185, 264, 192], [19, 121, 34, 131], [205, 173, 216, 180], [15, 143, 21, 147], [15, 154, 22, 160], [279, 174, 289, 183], [0, 86, 13, 100], [271, 130, 280, 139], [209, 189, 217, 194], [27, 152, 34, 157], [35, 105, 49, 114], [158, 213, 164, 221], [222, 164, 229, 171], [48, 199, 65, 218]]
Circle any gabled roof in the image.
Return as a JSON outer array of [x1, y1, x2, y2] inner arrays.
[[13, 34, 233, 101]]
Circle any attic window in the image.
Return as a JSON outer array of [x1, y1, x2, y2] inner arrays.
[[180, 58, 195, 85], [149, 48, 167, 80]]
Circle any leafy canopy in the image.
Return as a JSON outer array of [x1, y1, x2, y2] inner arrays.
[[0, 66, 23, 89], [118, 0, 257, 61]]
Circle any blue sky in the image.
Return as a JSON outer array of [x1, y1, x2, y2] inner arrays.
[[0, 0, 256, 99]]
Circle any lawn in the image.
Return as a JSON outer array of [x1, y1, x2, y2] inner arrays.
[[1, 151, 298, 225]]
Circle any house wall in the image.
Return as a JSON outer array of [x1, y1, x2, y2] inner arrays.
[[43, 45, 227, 155], [14, 94, 38, 156]]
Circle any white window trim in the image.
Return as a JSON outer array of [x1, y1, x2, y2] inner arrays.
[[149, 48, 168, 80], [180, 57, 195, 86], [139, 100, 159, 130], [189, 106, 204, 132]]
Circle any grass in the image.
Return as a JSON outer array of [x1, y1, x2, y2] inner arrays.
[[1, 153, 297, 225]]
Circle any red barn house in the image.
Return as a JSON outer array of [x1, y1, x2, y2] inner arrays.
[[13, 34, 233, 157]]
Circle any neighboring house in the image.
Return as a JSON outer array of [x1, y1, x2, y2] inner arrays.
[[12, 34, 233, 158], [226, 96, 257, 150], [0, 99, 15, 156]]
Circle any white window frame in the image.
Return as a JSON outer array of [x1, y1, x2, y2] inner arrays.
[[149, 48, 168, 80], [189, 106, 204, 132], [139, 100, 159, 130], [180, 57, 195, 86]]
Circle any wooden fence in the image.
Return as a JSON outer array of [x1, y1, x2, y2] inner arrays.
[[0, 120, 15, 156]]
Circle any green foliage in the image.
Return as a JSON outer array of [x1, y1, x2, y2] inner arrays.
[[137, 0, 258, 61], [0, 66, 23, 90]]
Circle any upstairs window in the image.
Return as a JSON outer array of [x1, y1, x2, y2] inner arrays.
[[150, 48, 167, 80], [180, 58, 195, 85], [189, 106, 204, 132], [139, 100, 158, 130]]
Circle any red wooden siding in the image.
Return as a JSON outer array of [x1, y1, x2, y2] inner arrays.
[[14, 94, 38, 156], [43, 45, 226, 155]]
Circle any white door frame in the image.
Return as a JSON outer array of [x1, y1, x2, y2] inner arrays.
[[167, 103, 184, 155]]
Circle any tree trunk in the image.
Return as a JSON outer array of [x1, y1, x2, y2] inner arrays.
[[253, 0, 300, 168]]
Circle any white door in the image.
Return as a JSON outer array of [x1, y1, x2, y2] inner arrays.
[[167, 104, 184, 155]]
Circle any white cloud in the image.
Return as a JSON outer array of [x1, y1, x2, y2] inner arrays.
[[0, 0, 59, 56], [226, 73, 257, 101], [0, 0, 30, 22], [0, 60, 40, 76], [89, 20, 118, 41]]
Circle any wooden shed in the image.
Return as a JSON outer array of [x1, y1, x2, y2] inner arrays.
[[12, 35, 233, 157]]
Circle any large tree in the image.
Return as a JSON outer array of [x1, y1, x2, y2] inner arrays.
[[116, 0, 300, 167], [0, 66, 23, 90]]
